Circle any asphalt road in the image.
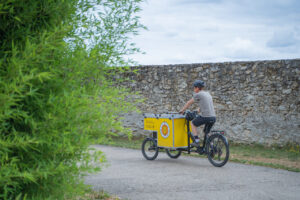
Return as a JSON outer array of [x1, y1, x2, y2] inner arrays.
[[85, 145, 300, 200]]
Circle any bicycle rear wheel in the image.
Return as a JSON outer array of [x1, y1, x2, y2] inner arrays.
[[141, 138, 159, 160], [206, 134, 229, 167]]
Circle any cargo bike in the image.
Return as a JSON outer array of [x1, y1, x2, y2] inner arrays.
[[141, 111, 229, 167]]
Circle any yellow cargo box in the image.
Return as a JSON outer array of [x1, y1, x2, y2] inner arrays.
[[144, 113, 192, 148]]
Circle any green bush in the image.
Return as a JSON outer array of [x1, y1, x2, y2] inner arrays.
[[0, 0, 144, 199]]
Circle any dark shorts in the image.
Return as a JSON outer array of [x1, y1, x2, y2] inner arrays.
[[192, 115, 216, 127]]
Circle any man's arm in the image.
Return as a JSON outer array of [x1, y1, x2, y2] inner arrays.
[[179, 98, 194, 114]]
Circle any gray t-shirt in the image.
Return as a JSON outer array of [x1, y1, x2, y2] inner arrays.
[[193, 91, 216, 117]]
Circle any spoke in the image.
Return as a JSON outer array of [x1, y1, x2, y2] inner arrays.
[[218, 148, 221, 161], [147, 141, 155, 153], [211, 137, 222, 162], [150, 141, 153, 150], [211, 140, 215, 151], [217, 138, 223, 149], [219, 142, 223, 150], [214, 139, 218, 149]]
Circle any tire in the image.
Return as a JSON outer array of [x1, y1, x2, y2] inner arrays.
[[206, 134, 229, 167], [165, 149, 182, 159], [142, 138, 159, 160]]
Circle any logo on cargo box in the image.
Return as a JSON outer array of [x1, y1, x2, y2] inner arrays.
[[160, 122, 170, 138]]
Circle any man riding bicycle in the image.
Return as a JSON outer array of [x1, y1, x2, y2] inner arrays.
[[179, 80, 216, 147]]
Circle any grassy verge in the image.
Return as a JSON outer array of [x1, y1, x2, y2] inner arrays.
[[76, 189, 121, 200], [98, 136, 300, 172]]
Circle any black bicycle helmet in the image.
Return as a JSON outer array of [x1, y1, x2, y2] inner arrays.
[[193, 80, 205, 88]]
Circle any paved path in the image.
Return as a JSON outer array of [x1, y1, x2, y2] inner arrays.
[[85, 145, 300, 200]]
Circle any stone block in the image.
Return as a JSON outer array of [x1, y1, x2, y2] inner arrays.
[[282, 89, 292, 94]]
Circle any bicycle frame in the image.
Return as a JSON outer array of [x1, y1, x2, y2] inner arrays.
[[187, 120, 192, 154], [186, 119, 210, 154]]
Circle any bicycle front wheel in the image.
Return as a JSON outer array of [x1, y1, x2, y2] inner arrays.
[[206, 134, 229, 167], [141, 138, 159, 160], [165, 149, 181, 159]]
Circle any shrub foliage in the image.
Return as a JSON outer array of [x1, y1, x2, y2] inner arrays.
[[0, 0, 144, 199]]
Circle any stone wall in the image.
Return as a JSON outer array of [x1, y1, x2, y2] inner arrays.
[[120, 59, 300, 145]]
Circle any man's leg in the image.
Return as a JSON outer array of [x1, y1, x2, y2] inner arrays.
[[191, 122, 199, 140], [191, 116, 205, 144]]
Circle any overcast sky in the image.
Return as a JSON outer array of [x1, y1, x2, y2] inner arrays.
[[127, 0, 300, 65]]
